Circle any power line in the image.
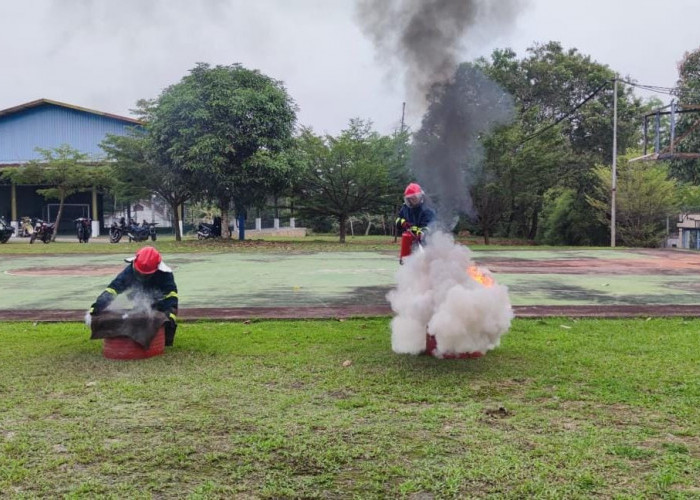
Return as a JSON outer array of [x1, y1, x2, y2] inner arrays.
[[519, 80, 610, 145], [619, 79, 677, 96]]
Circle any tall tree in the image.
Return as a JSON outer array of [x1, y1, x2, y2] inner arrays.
[[101, 129, 193, 241], [2, 145, 109, 241], [587, 154, 679, 247], [476, 42, 647, 242], [148, 63, 297, 238], [670, 47, 700, 183], [296, 119, 392, 243]]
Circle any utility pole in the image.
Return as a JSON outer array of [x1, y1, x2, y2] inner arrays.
[[400, 101, 406, 133], [611, 77, 618, 247]]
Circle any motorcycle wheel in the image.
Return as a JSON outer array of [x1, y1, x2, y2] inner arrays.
[[197, 233, 204, 240], [109, 230, 122, 243], [29, 233, 37, 244], [0, 233, 9, 244], [42, 235, 51, 244], [151, 233, 157, 241]]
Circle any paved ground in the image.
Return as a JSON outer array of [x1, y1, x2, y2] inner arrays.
[[2, 248, 700, 320]]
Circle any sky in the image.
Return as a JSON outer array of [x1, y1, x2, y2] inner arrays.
[[0, 0, 698, 136]]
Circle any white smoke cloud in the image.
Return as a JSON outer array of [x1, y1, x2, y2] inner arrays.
[[105, 289, 159, 317], [387, 231, 512, 357]]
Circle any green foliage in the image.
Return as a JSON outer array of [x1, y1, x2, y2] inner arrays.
[[475, 42, 649, 242], [295, 119, 394, 242], [101, 122, 194, 241], [538, 188, 608, 245], [669, 46, 700, 183], [148, 62, 297, 238], [1, 144, 110, 241], [588, 155, 679, 246]]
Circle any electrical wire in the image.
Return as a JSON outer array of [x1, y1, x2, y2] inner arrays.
[[518, 79, 699, 146], [518, 80, 610, 145]]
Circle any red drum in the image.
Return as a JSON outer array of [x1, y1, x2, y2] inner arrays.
[[103, 326, 165, 360], [425, 333, 483, 359]]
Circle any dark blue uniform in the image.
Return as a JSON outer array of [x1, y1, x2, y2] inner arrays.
[[396, 204, 435, 234], [91, 262, 179, 345]]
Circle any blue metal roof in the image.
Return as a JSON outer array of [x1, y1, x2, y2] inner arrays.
[[0, 99, 143, 164]]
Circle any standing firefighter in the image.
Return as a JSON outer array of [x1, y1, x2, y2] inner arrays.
[[90, 246, 179, 346], [396, 182, 435, 264]]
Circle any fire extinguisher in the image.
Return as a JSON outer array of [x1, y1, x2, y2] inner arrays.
[[399, 231, 416, 265]]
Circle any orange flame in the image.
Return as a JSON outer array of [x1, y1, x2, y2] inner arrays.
[[467, 265, 495, 287]]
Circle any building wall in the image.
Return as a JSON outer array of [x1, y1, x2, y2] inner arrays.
[[0, 103, 137, 164], [0, 101, 140, 234]]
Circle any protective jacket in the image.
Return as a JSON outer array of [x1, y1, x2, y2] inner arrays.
[[396, 204, 435, 232], [92, 262, 178, 315]]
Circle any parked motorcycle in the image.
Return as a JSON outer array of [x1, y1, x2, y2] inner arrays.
[[74, 217, 92, 243], [126, 219, 158, 242], [29, 219, 55, 244], [17, 216, 34, 237], [197, 216, 222, 240], [0, 216, 15, 244], [109, 217, 127, 243]]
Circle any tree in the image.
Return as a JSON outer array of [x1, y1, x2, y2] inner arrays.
[[670, 47, 700, 183], [587, 154, 679, 247], [295, 119, 392, 243], [476, 42, 648, 242], [148, 63, 297, 238], [2, 145, 110, 241], [101, 128, 193, 241]]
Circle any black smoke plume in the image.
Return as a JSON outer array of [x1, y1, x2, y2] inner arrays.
[[411, 64, 514, 226], [355, 0, 525, 112], [355, 0, 524, 227]]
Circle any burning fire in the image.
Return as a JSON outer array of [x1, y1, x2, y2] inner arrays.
[[467, 265, 494, 287]]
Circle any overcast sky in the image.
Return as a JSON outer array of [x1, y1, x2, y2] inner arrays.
[[0, 0, 698, 136]]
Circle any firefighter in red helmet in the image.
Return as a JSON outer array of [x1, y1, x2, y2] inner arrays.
[[90, 246, 179, 346], [396, 183, 435, 239], [395, 183, 435, 264]]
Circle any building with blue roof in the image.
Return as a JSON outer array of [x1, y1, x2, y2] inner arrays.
[[0, 99, 143, 236]]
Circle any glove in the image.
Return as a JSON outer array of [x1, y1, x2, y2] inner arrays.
[[168, 312, 177, 325], [396, 217, 410, 230], [89, 303, 100, 315]]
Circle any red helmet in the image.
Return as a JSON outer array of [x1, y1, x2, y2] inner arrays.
[[133, 246, 162, 275], [404, 183, 424, 207], [404, 183, 423, 197]]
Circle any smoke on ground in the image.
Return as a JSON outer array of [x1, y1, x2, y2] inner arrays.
[[387, 231, 512, 357], [84, 290, 158, 326]]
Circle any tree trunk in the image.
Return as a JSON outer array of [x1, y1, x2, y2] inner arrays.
[[51, 194, 65, 242], [338, 215, 347, 243], [528, 208, 539, 241], [349, 218, 354, 237], [172, 202, 182, 241], [483, 227, 490, 245], [393, 204, 399, 242], [219, 198, 231, 239]]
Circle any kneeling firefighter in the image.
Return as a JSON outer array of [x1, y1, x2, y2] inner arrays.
[[90, 246, 179, 346], [395, 182, 435, 264]]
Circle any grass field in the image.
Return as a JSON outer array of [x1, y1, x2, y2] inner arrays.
[[1, 318, 698, 498]]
